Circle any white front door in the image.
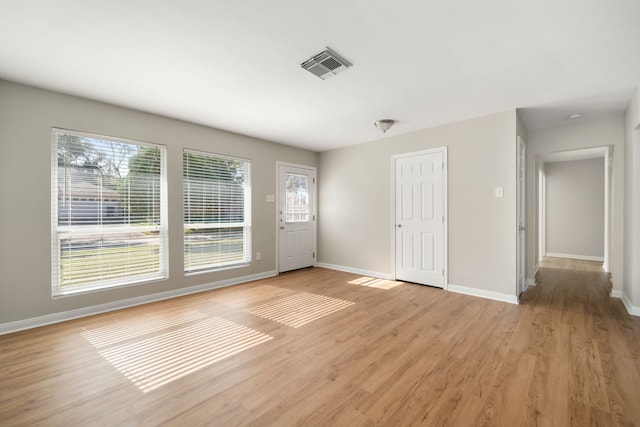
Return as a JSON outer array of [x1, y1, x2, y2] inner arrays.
[[394, 149, 445, 287], [278, 164, 316, 273], [517, 136, 527, 297]]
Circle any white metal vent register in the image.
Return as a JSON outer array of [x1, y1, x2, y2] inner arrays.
[[301, 47, 352, 80]]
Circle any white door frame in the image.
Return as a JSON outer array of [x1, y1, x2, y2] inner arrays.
[[537, 162, 546, 263], [517, 136, 527, 297], [604, 147, 611, 272], [390, 147, 448, 288], [275, 161, 318, 273], [536, 146, 611, 271]]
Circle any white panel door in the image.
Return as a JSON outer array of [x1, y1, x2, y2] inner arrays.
[[517, 137, 527, 296], [278, 164, 316, 273], [395, 151, 444, 287]]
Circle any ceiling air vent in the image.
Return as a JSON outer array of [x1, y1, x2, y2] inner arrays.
[[301, 47, 352, 80]]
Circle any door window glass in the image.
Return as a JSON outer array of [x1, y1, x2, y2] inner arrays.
[[286, 173, 309, 222]]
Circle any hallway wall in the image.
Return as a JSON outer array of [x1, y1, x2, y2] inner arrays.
[[545, 158, 604, 259]]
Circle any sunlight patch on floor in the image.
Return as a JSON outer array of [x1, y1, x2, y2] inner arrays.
[[96, 317, 272, 393], [209, 285, 295, 308], [81, 308, 208, 348], [348, 276, 404, 290], [245, 292, 354, 328]]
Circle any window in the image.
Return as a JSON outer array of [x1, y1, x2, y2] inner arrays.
[[183, 150, 251, 273], [52, 129, 168, 295], [285, 173, 310, 222]]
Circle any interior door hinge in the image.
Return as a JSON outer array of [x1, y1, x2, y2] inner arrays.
[[313, 177, 315, 184], [442, 269, 444, 276], [313, 215, 316, 221], [313, 252, 315, 258]]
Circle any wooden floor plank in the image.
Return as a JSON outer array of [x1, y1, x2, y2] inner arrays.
[[1, 259, 639, 426]]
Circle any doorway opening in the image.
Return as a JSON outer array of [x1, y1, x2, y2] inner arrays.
[[535, 146, 611, 273]]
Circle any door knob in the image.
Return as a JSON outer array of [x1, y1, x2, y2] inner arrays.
[[519, 225, 526, 231], [397, 224, 402, 228]]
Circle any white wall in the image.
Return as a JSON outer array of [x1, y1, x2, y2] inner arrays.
[[545, 159, 604, 259], [0, 80, 317, 325], [623, 85, 640, 310], [319, 110, 518, 299], [526, 116, 625, 292]]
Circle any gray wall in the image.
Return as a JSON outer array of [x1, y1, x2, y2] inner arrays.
[[526, 116, 625, 291], [0, 80, 317, 324], [545, 159, 604, 259], [318, 110, 518, 297]]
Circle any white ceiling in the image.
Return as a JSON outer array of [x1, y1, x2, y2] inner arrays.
[[1, 0, 639, 152]]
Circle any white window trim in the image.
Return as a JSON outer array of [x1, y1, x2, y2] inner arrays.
[[183, 148, 252, 274], [51, 128, 168, 297]]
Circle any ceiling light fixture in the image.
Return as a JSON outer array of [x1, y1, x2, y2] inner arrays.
[[568, 113, 583, 119], [374, 119, 395, 133]]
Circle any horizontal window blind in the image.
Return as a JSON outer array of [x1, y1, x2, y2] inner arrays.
[[52, 129, 168, 295], [183, 150, 251, 273]]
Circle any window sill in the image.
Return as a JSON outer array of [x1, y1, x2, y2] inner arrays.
[[52, 274, 167, 299], [184, 262, 250, 277]]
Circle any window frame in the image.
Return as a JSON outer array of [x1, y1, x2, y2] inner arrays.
[[183, 148, 252, 274], [51, 128, 169, 296]]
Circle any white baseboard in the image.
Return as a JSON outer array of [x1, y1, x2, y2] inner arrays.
[[610, 289, 622, 298], [315, 262, 393, 280], [318, 263, 517, 304], [0, 270, 277, 336], [526, 265, 539, 288], [621, 292, 640, 317], [448, 284, 518, 305], [545, 252, 604, 262]]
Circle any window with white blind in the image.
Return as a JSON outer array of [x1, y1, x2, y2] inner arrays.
[[183, 150, 251, 273], [52, 128, 168, 296]]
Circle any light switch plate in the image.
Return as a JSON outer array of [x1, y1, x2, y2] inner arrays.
[[266, 194, 275, 203], [495, 187, 504, 198]]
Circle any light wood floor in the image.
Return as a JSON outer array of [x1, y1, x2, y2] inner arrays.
[[1, 259, 639, 426]]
